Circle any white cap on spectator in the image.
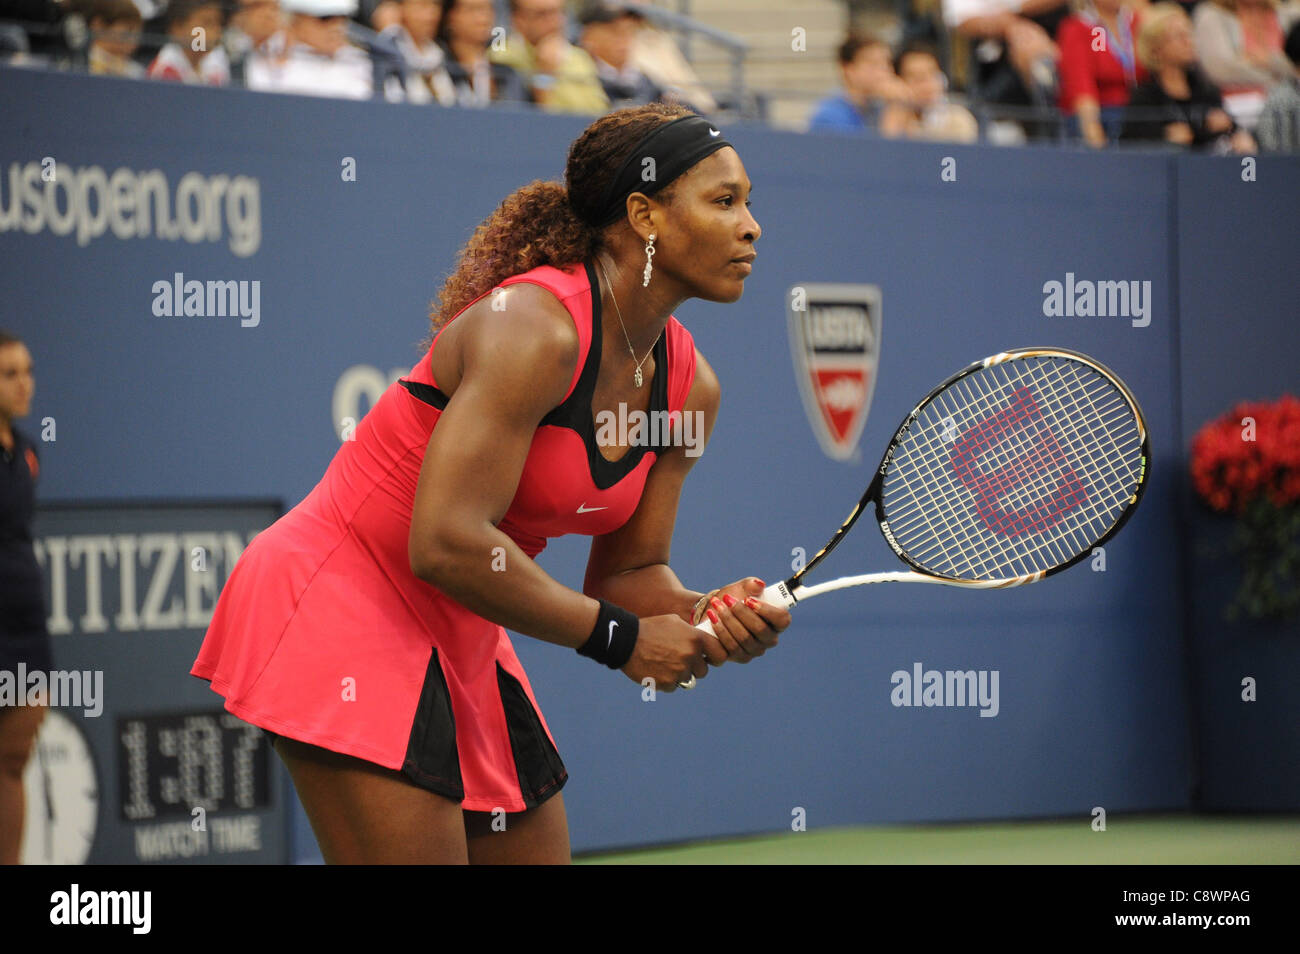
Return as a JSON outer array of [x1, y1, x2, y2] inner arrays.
[[131, 0, 165, 19], [281, 0, 358, 15]]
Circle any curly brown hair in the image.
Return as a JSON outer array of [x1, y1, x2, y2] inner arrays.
[[421, 102, 698, 350]]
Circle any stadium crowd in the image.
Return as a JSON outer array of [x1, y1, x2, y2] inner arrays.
[[0, 0, 717, 109], [816, 0, 1300, 150], [1, 0, 1298, 150]]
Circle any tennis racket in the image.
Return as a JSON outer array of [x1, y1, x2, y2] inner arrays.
[[690, 345, 1148, 642]]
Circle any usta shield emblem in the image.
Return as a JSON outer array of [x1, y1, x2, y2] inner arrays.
[[786, 283, 882, 461]]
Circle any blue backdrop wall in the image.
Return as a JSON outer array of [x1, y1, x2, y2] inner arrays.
[[2, 66, 1295, 858], [1174, 161, 1300, 812]]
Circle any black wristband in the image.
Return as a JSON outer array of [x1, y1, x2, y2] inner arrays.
[[576, 600, 639, 669]]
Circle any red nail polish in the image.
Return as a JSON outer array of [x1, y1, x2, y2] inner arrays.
[[745, 597, 759, 609], [711, 597, 723, 609], [722, 593, 738, 607], [707, 608, 719, 623], [754, 578, 765, 588]]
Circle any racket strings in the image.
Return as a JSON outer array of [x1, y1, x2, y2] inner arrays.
[[887, 366, 1115, 574], [952, 385, 1086, 533], [881, 356, 1143, 580], [903, 361, 1140, 576], [899, 360, 1138, 577], [947, 361, 1136, 565]]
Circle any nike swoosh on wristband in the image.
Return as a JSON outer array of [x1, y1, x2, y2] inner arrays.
[[577, 503, 607, 513], [708, 128, 720, 136], [607, 620, 618, 649]]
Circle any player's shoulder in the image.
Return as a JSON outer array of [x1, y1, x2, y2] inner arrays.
[[683, 343, 719, 415], [500, 260, 593, 305], [459, 281, 579, 361], [665, 313, 693, 339], [458, 260, 590, 331], [452, 274, 582, 408]]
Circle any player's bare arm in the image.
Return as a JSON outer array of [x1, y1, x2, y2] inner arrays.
[[584, 348, 790, 663], [408, 284, 726, 687]]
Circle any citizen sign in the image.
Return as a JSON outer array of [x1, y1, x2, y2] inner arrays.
[[786, 283, 882, 461], [33, 531, 256, 634]]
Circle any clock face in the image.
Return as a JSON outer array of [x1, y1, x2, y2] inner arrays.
[[20, 709, 99, 865]]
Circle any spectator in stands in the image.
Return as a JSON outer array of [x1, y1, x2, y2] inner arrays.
[[887, 43, 981, 140], [623, 9, 717, 113], [809, 34, 912, 134], [1193, 0, 1293, 126], [225, 0, 288, 87], [148, 0, 231, 84], [1256, 18, 1300, 148], [490, 0, 608, 112], [1, 0, 63, 62], [943, 0, 1070, 129], [1120, 2, 1257, 150], [379, 0, 456, 102], [246, 0, 373, 98], [368, 0, 402, 30], [0, 23, 28, 64], [435, 0, 528, 106], [86, 0, 145, 77], [134, 0, 171, 70], [345, 0, 409, 100], [577, 0, 665, 109], [1057, 0, 1148, 146]]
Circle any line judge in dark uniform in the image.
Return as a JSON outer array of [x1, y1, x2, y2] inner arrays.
[[0, 331, 50, 865]]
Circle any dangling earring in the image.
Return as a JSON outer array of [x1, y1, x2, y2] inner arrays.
[[642, 234, 656, 287]]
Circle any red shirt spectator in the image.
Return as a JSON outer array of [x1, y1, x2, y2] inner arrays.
[[1058, 1, 1148, 114]]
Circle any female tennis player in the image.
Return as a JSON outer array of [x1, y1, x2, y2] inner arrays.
[[191, 102, 788, 864]]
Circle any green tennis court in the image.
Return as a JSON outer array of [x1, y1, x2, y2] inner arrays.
[[578, 815, 1300, 864]]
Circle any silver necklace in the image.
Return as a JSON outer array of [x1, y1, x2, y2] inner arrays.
[[598, 257, 659, 388]]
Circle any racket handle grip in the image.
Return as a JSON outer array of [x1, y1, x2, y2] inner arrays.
[[762, 581, 796, 607], [692, 582, 796, 633]]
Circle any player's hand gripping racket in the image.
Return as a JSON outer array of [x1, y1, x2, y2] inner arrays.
[[679, 347, 1148, 688]]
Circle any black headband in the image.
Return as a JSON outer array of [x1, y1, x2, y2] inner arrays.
[[587, 115, 734, 229]]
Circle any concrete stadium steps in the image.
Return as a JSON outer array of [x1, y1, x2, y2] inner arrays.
[[668, 0, 853, 129]]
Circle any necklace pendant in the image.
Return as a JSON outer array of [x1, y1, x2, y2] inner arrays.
[[634, 368, 643, 388]]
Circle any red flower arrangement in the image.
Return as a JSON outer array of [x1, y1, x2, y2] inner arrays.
[[1189, 394, 1300, 620]]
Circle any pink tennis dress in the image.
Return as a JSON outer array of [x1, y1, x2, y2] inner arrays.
[[192, 259, 698, 811]]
